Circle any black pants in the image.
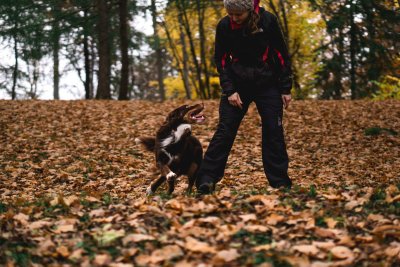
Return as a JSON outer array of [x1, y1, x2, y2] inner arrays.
[[195, 85, 292, 189]]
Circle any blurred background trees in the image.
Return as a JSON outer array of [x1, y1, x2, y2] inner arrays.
[[0, 0, 398, 100]]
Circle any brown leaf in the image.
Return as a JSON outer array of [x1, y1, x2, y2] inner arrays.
[[314, 227, 337, 239], [150, 245, 183, 263], [13, 213, 29, 225], [175, 260, 195, 267], [56, 246, 70, 258], [28, 220, 53, 230], [324, 217, 338, 229], [122, 234, 155, 245], [86, 196, 101, 202], [385, 185, 400, 203], [344, 200, 360, 210], [337, 235, 356, 247], [372, 224, 400, 237], [54, 224, 75, 233], [37, 239, 56, 255], [246, 195, 280, 209], [312, 241, 336, 250], [292, 244, 319, 256], [384, 245, 400, 257], [185, 236, 216, 253], [165, 199, 183, 210], [69, 249, 84, 261], [214, 249, 240, 262], [244, 225, 270, 233], [367, 213, 384, 222], [63, 195, 79, 206], [239, 214, 257, 222], [93, 254, 111, 266], [89, 208, 106, 218], [252, 244, 273, 252], [265, 213, 285, 225], [330, 246, 354, 259], [135, 254, 152, 266]]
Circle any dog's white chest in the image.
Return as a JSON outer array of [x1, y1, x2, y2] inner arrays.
[[160, 123, 191, 147]]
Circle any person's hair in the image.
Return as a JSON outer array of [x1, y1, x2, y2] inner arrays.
[[245, 9, 261, 35]]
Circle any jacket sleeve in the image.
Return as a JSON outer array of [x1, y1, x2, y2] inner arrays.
[[214, 20, 235, 97], [269, 15, 293, 95]]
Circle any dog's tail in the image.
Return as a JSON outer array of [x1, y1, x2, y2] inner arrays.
[[135, 137, 156, 152]]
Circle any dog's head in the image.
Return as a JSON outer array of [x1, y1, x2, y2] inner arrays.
[[165, 103, 206, 126]]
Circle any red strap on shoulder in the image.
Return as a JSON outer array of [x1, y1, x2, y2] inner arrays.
[[262, 46, 269, 62], [274, 49, 285, 67], [221, 53, 227, 69]]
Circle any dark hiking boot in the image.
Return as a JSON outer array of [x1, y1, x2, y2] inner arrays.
[[196, 182, 215, 195]]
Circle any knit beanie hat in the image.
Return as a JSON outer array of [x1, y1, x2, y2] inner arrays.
[[223, 0, 255, 11]]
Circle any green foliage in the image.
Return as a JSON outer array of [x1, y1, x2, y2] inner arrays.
[[0, 202, 7, 213], [308, 184, 317, 197], [364, 127, 398, 136], [232, 229, 272, 246], [310, 0, 399, 99], [372, 75, 400, 100], [315, 216, 328, 227]]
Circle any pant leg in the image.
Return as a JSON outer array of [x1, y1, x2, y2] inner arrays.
[[254, 93, 292, 188], [196, 94, 251, 188]]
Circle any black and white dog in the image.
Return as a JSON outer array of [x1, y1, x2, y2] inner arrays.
[[135, 104, 205, 195]]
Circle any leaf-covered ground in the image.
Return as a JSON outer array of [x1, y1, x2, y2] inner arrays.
[[0, 99, 399, 267]]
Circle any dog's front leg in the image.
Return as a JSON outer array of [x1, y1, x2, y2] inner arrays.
[[157, 149, 177, 182], [160, 164, 177, 182], [159, 164, 177, 195]]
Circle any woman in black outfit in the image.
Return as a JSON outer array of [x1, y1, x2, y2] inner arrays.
[[196, 0, 293, 194]]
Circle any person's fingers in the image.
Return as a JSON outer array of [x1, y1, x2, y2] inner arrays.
[[233, 96, 241, 109], [285, 99, 290, 109], [237, 100, 242, 109], [282, 96, 287, 109]]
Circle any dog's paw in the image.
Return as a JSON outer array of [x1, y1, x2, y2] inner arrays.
[[146, 185, 154, 196], [166, 171, 177, 181]]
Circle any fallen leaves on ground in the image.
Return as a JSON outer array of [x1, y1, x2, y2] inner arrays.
[[0, 99, 399, 266]]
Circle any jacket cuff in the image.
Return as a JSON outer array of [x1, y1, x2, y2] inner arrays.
[[222, 89, 236, 97], [281, 88, 291, 95]]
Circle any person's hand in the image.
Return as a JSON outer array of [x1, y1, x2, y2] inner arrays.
[[282, 94, 291, 109], [228, 92, 243, 109]]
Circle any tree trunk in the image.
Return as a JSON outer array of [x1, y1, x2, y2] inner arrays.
[[90, 37, 95, 98], [334, 30, 345, 100], [196, 0, 210, 99], [118, 0, 129, 100], [96, 0, 111, 99], [349, 1, 357, 99], [177, 0, 205, 99], [52, 4, 61, 100], [151, 0, 165, 101], [11, 4, 19, 100], [12, 33, 18, 100], [161, 19, 192, 99], [83, 8, 92, 99], [178, 14, 192, 99]]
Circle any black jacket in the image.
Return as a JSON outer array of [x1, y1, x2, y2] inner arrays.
[[214, 7, 293, 96]]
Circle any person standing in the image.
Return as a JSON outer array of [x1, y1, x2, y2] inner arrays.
[[196, 0, 293, 194]]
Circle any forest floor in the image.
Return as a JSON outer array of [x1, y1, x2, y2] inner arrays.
[[0, 99, 399, 266]]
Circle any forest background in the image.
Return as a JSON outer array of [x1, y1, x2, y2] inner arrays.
[[0, 0, 399, 101]]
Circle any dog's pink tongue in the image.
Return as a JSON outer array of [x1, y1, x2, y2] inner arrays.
[[195, 114, 206, 122]]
